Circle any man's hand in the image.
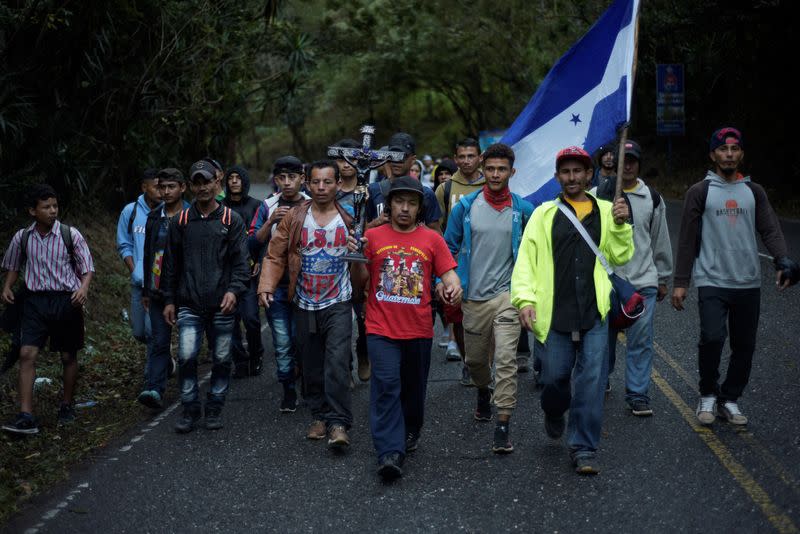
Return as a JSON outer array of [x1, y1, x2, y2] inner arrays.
[[259, 292, 274, 309], [220, 292, 237, 315], [124, 256, 135, 274], [70, 286, 89, 307], [346, 235, 367, 254], [268, 206, 291, 227], [367, 212, 389, 229], [435, 282, 445, 302], [163, 304, 176, 326], [141, 296, 150, 312], [612, 197, 630, 225], [441, 283, 462, 305], [519, 305, 536, 331], [1, 287, 14, 305], [657, 284, 668, 302], [671, 287, 687, 311]]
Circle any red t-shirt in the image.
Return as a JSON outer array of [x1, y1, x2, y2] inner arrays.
[[364, 224, 457, 340]]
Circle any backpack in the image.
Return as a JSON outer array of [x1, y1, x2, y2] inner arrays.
[[19, 223, 78, 276], [177, 206, 232, 228]]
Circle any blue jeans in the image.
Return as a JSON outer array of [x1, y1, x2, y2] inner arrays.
[[144, 299, 172, 394], [537, 319, 608, 458], [130, 285, 152, 344], [231, 278, 264, 365], [608, 286, 657, 404], [367, 335, 432, 461], [267, 287, 295, 383], [176, 307, 235, 408]]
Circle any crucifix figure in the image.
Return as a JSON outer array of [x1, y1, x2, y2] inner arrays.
[[327, 125, 405, 262]]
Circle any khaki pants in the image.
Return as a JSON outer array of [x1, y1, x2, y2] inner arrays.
[[462, 292, 520, 416]]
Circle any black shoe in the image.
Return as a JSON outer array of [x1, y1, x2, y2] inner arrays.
[[251, 359, 263, 377], [630, 400, 654, 417], [544, 414, 565, 439], [405, 431, 420, 453], [280, 385, 298, 413], [232, 363, 250, 379], [377, 453, 404, 481], [574, 456, 600, 475], [57, 403, 76, 425], [204, 404, 223, 430], [2, 412, 39, 435], [174, 406, 201, 433], [492, 422, 514, 454], [474, 388, 492, 421]]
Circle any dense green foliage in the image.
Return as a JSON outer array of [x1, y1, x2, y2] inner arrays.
[[1, 0, 796, 217]]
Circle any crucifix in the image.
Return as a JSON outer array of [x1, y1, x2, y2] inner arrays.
[[327, 125, 405, 263]]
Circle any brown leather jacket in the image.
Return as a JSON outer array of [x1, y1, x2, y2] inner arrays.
[[257, 199, 354, 302]]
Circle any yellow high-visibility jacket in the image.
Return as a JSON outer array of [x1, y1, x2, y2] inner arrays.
[[510, 194, 634, 343]]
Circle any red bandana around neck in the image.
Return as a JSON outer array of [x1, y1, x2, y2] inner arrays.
[[482, 185, 512, 211]]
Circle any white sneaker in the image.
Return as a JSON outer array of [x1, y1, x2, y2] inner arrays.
[[696, 395, 717, 425], [438, 335, 450, 348], [718, 401, 748, 425], [445, 341, 461, 362]]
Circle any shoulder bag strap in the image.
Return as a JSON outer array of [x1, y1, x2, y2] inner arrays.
[[555, 200, 613, 276]]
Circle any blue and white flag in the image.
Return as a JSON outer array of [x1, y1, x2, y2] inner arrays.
[[503, 0, 640, 207]]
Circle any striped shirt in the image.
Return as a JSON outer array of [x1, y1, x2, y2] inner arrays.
[[1, 221, 95, 292]]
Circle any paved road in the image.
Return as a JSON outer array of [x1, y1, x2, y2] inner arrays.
[[4, 200, 800, 533]]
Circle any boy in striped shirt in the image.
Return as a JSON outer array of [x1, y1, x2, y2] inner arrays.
[[1, 184, 94, 434]]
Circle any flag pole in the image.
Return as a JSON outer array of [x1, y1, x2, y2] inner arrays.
[[615, 2, 642, 200]]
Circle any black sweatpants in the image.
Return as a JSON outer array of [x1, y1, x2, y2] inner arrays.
[[697, 286, 760, 402]]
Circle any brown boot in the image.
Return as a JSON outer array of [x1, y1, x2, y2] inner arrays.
[[306, 420, 326, 440]]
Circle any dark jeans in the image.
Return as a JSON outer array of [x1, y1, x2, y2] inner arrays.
[[267, 286, 295, 383], [697, 286, 760, 402], [367, 335, 432, 461], [537, 319, 608, 458], [176, 308, 235, 408], [294, 302, 353, 428], [145, 299, 172, 394], [232, 278, 264, 366]]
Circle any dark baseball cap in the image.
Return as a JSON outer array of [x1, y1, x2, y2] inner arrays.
[[156, 167, 185, 184], [710, 127, 743, 151], [272, 156, 304, 175], [189, 159, 216, 181], [387, 132, 416, 155], [622, 140, 642, 160], [388, 176, 424, 199]]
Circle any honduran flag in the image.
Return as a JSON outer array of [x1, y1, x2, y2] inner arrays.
[[503, 0, 640, 207]]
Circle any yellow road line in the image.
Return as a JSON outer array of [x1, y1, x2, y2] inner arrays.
[[653, 341, 800, 496], [651, 368, 798, 534]]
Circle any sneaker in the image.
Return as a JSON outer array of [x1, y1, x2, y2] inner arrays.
[[460, 365, 474, 387], [516, 354, 530, 374], [327, 425, 350, 449], [378, 452, 403, 481], [57, 403, 76, 425], [446, 342, 462, 362], [605, 381, 612, 394], [544, 414, 565, 439], [405, 431, 420, 453], [492, 422, 514, 454], [137, 390, 163, 410], [629, 400, 653, 417], [306, 420, 327, 440], [280, 385, 298, 413], [474, 388, 492, 421], [167, 357, 177, 378], [696, 395, 717, 425], [438, 335, 450, 348], [204, 404, 223, 430], [357, 358, 371, 382], [251, 358, 263, 376], [718, 401, 748, 425], [2, 412, 39, 435], [574, 456, 600, 475], [174, 406, 201, 433]]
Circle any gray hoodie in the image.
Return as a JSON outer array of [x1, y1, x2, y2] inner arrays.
[[592, 178, 672, 289], [673, 171, 787, 289]]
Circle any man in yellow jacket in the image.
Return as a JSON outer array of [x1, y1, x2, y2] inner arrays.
[[511, 146, 633, 475]]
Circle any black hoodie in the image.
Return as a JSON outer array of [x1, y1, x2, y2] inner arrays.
[[223, 165, 261, 236]]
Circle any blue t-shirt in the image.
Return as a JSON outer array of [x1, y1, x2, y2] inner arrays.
[[365, 181, 441, 224]]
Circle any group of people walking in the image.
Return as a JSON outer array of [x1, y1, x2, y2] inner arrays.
[[2, 126, 797, 481]]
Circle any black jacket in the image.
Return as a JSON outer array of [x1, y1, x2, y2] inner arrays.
[[161, 202, 250, 313], [223, 165, 261, 234]]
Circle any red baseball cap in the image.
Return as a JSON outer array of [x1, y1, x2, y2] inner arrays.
[[556, 146, 592, 170]]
